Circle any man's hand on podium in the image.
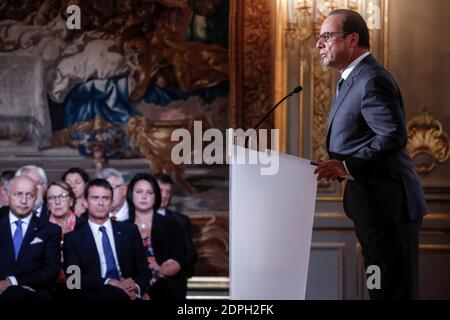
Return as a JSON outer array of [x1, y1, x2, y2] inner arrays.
[[313, 159, 350, 181]]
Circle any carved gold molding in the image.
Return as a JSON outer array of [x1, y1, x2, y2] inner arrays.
[[407, 109, 450, 174], [230, 0, 273, 130], [312, 51, 334, 162], [187, 277, 229, 290]]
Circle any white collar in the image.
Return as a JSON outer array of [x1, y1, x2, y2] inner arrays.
[[9, 211, 33, 226], [341, 51, 370, 80], [157, 208, 167, 216], [113, 201, 128, 215], [88, 218, 113, 234]]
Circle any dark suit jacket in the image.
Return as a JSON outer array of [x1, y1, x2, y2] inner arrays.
[[63, 220, 150, 292], [327, 54, 427, 224], [36, 204, 49, 223], [0, 212, 61, 289], [151, 213, 185, 268], [0, 206, 7, 218], [164, 209, 197, 268]]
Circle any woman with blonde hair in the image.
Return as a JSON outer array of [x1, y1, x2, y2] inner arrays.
[[45, 180, 82, 299]]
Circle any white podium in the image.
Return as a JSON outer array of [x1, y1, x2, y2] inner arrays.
[[229, 146, 317, 299]]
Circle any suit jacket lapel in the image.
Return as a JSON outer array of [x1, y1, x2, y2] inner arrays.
[[0, 214, 15, 266], [326, 54, 374, 150], [325, 78, 353, 150], [82, 222, 102, 276], [112, 222, 125, 273], [327, 77, 354, 129]]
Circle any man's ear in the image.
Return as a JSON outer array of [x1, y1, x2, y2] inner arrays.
[[350, 33, 360, 48]]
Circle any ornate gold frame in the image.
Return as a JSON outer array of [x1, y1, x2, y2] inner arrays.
[[191, 0, 275, 292], [407, 109, 450, 174]]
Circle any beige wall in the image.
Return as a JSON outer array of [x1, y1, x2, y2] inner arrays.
[[388, 0, 450, 132], [388, 0, 450, 204]]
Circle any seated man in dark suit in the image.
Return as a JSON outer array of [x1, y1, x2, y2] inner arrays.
[[63, 179, 149, 300], [0, 176, 61, 300], [154, 173, 197, 296]]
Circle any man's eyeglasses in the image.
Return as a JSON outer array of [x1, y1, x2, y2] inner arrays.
[[47, 193, 70, 203], [317, 31, 351, 42]]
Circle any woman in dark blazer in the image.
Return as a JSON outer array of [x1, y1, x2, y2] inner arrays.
[[127, 173, 185, 300]]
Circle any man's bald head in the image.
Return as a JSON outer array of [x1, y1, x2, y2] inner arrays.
[[15, 165, 47, 209], [8, 176, 37, 218]]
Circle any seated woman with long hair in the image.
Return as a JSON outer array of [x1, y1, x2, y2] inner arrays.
[[62, 167, 90, 217], [127, 173, 186, 300], [45, 180, 83, 299]]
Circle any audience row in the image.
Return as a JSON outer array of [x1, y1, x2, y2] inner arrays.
[[0, 165, 197, 300]]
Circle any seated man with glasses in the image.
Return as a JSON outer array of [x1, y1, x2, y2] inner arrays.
[[0, 176, 61, 300]]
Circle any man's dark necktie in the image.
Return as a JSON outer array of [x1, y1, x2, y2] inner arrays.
[[13, 220, 24, 260], [99, 226, 120, 280], [336, 77, 344, 96]]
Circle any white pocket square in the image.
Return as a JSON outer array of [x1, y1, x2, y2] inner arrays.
[[30, 237, 43, 245]]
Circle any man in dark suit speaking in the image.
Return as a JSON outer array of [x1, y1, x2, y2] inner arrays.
[[314, 9, 427, 299]]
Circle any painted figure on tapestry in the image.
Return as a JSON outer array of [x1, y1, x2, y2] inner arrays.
[[0, 0, 229, 162]]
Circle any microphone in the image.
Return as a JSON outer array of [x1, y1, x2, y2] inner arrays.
[[252, 85, 303, 130]]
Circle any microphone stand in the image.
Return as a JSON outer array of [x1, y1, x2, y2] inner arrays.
[[244, 86, 303, 149], [252, 86, 303, 130]]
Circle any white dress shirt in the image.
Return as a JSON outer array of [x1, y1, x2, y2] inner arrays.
[[157, 208, 166, 216], [341, 51, 370, 81], [87, 219, 122, 280], [34, 203, 44, 218], [8, 211, 33, 285], [111, 202, 129, 222]]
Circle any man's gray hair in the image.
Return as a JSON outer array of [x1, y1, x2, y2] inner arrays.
[[5, 176, 36, 196], [97, 168, 124, 184], [15, 165, 48, 185], [5, 178, 14, 196]]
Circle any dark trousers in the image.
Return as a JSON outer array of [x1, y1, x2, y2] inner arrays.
[[149, 277, 185, 300], [0, 286, 53, 301], [354, 217, 422, 300], [67, 285, 131, 301]]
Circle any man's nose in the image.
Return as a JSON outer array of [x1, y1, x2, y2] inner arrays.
[[316, 39, 323, 49]]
